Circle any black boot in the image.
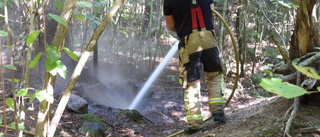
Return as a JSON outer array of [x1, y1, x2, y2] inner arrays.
[[213, 112, 226, 122], [184, 127, 203, 134]]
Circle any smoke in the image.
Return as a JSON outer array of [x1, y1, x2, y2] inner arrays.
[[80, 62, 139, 109]]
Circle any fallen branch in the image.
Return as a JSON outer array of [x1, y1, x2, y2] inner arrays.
[[298, 52, 320, 67], [280, 73, 297, 82], [283, 72, 302, 137], [273, 63, 294, 74], [271, 35, 289, 64], [283, 97, 299, 137], [301, 77, 317, 90], [0, 125, 35, 136], [297, 52, 318, 64], [298, 126, 320, 133]]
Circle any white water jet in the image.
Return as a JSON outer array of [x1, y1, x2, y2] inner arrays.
[[128, 41, 179, 110]]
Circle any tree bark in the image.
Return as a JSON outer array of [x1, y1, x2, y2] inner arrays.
[[35, 0, 77, 136], [20, 1, 39, 137], [283, 1, 320, 135], [48, 0, 125, 136], [289, 0, 319, 60], [4, 0, 19, 136], [236, 0, 247, 77], [218, 0, 228, 50]]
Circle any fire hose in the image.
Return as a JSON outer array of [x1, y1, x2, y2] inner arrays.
[[167, 9, 240, 137]]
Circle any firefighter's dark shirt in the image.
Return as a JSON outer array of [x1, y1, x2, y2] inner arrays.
[[163, 0, 214, 38]]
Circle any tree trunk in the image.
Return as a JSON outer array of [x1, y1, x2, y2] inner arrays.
[[20, 0, 39, 136], [218, 0, 228, 50], [236, 0, 247, 77], [35, 0, 78, 136], [289, 0, 319, 60], [4, 0, 19, 136], [48, 0, 125, 136]]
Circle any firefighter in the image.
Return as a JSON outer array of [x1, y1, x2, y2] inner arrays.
[[163, 0, 226, 134]]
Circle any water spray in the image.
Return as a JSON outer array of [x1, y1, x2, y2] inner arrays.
[[128, 41, 179, 110]]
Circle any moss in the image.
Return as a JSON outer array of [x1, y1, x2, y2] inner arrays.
[[125, 109, 144, 122], [78, 114, 102, 124]]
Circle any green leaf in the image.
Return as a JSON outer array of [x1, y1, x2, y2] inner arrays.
[[5, 98, 14, 110], [0, 116, 3, 124], [0, 132, 3, 137], [63, 47, 78, 61], [18, 124, 25, 130], [26, 30, 41, 47], [54, 3, 63, 10], [91, 22, 97, 28], [73, 14, 86, 21], [271, 0, 298, 9], [278, 1, 291, 8], [9, 123, 25, 130], [56, 61, 67, 79], [35, 90, 46, 102], [292, 60, 320, 79], [15, 61, 22, 64], [4, 65, 16, 70], [318, 87, 320, 91], [260, 78, 307, 99], [0, 30, 8, 36], [45, 45, 60, 63], [16, 89, 28, 97], [45, 60, 67, 79], [72, 14, 86, 21], [29, 94, 36, 103], [29, 52, 43, 69], [47, 14, 67, 26], [7, 79, 19, 83], [77, 1, 93, 8]]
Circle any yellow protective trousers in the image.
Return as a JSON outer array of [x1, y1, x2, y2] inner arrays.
[[178, 29, 225, 129]]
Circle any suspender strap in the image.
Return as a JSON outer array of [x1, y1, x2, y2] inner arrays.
[[190, 0, 206, 30]]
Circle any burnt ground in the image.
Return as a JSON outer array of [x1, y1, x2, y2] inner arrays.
[[1, 54, 320, 137], [54, 68, 320, 137]]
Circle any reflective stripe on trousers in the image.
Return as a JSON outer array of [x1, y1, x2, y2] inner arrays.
[[186, 114, 203, 121], [206, 72, 225, 113], [209, 97, 226, 104], [184, 80, 203, 129], [179, 30, 225, 129]]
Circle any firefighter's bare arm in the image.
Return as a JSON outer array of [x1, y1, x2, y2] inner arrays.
[[210, 3, 215, 17], [164, 15, 176, 32]]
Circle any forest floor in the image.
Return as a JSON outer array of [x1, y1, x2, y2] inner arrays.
[[2, 65, 320, 137], [53, 68, 320, 137], [1, 47, 320, 137]]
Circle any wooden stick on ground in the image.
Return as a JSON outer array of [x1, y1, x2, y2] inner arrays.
[[271, 35, 289, 64]]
